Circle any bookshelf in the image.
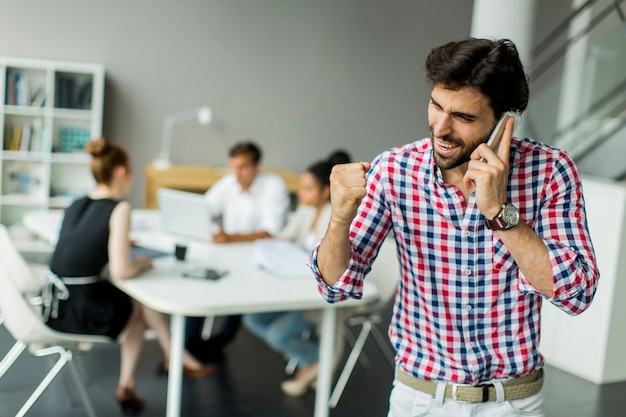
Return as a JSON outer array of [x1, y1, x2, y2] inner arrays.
[[0, 56, 104, 246]]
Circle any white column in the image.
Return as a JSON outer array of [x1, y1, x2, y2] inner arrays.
[[470, 0, 537, 137], [470, 0, 537, 67]]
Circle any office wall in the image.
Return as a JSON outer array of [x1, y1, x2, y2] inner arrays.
[[0, 0, 475, 206]]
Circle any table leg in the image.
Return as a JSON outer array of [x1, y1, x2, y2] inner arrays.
[[314, 306, 337, 417], [166, 314, 185, 417]]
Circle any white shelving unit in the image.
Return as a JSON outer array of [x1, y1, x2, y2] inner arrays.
[[0, 56, 104, 249]]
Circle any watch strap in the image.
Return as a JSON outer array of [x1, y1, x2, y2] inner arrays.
[[484, 202, 510, 231]]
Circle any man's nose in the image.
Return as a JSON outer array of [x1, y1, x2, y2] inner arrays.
[[432, 114, 452, 138]]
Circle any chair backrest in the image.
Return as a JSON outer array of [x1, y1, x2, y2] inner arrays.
[[0, 262, 108, 348], [360, 236, 401, 313], [0, 262, 63, 345], [0, 224, 46, 295]]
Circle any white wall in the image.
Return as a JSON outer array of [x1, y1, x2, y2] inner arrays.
[[0, 0, 474, 207], [541, 176, 626, 384]]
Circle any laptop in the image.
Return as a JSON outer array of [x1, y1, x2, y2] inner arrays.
[[157, 188, 213, 242]]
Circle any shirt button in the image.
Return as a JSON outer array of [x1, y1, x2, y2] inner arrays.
[[463, 230, 470, 237], [468, 342, 475, 348], [465, 304, 472, 311], [465, 269, 471, 275]]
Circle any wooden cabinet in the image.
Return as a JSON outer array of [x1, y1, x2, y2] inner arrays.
[[144, 163, 300, 209]]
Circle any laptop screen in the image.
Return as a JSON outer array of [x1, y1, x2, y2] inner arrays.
[[157, 188, 213, 242]]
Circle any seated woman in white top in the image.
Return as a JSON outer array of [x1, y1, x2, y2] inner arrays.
[[243, 150, 351, 397]]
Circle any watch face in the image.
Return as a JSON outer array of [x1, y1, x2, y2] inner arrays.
[[502, 204, 520, 226]]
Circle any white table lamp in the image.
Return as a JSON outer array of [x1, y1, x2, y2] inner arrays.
[[153, 105, 212, 170]]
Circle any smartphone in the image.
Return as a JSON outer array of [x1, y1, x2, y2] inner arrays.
[[182, 268, 228, 281], [486, 111, 521, 151]]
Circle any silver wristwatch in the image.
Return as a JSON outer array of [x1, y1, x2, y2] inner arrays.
[[484, 201, 520, 231]]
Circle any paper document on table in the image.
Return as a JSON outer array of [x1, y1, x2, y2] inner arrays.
[[253, 239, 312, 278]]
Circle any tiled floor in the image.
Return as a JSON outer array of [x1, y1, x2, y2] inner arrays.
[[1, 303, 625, 417]]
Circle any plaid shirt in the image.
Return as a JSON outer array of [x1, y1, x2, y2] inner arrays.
[[309, 137, 599, 385]]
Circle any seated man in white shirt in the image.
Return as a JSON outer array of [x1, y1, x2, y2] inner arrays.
[[185, 141, 291, 362], [206, 141, 290, 243]]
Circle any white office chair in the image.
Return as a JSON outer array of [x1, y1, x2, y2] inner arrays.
[[0, 224, 49, 380], [0, 225, 109, 417], [329, 235, 400, 408]]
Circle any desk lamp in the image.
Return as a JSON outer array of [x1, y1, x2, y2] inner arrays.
[[153, 105, 212, 170]]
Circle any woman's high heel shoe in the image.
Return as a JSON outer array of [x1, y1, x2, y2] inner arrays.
[[280, 362, 319, 397], [116, 387, 144, 415]]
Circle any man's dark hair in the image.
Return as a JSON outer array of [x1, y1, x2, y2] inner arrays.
[[229, 141, 262, 164], [425, 38, 529, 118]]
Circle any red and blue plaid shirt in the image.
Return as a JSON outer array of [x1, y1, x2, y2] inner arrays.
[[309, 137, 599, 385]]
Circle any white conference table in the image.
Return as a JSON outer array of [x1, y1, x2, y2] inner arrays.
[[23, 209, 379, 417]]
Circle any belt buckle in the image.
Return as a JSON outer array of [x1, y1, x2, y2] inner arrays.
[[451, 383, 471, 403]]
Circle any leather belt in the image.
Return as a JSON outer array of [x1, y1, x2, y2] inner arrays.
[[397, 368, 544, 403]]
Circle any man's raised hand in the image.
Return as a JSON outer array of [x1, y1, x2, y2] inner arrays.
[[329, 162, 371, 226]]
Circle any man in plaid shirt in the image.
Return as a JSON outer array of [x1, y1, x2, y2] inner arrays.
[[309, 38, 599, 416]]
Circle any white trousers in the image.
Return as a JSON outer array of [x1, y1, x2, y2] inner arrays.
[[387, 377, 544, 417]]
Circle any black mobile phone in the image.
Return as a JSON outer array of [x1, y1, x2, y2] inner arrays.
[[182, 268, 227, 281]]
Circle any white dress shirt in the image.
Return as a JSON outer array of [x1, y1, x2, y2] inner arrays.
[[203, 172, 290, 235]]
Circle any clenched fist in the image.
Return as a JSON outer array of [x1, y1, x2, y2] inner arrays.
[[329, 162, 371, 226]]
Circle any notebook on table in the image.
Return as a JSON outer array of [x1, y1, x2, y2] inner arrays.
[[157, 188, 213, 242]]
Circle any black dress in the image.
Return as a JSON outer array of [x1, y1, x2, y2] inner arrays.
[[45, 197, 133, 340]]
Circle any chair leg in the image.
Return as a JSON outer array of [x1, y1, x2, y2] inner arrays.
[[345, 317, 373, 369], [370, 322, 395, 368], [0, 340, 26, 379], [53, 354, 79, 408], [16, 346, 71, 417], [16, 346, 97, 417], [201, 315, 215, 339], [329, 320, 372, 409], [67, 355, 97, 417]]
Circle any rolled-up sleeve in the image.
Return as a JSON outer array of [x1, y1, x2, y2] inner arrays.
[[518, 152, 599, 315], [309, 155, 392, 303]]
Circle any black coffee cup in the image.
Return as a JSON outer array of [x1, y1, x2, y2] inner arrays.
[[174, 243, 188, 261]]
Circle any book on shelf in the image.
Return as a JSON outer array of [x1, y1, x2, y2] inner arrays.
[[77, 80, 92, 109], [3, 120, 45, 152], [19, 122, 31, 151], [30, 85, 47, 107], [56, 75, 77, 109], [5, 71, 16, 105], [3, 126, 10, 150], [4, 71, 47, 107], [29, 119, 43, 152], [14, 72, 31, 106], [9, 126, 22, 150]]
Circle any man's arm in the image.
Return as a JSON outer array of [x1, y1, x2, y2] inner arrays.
[[465, 119, 598, 306], [317, 162, 371, 286]]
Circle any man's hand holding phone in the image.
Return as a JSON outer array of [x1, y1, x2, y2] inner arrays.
[[464, 112, 520, 219], [484, 111, 520, 155]]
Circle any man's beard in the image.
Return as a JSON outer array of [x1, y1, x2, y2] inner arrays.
[[430, 126, 490, 170]]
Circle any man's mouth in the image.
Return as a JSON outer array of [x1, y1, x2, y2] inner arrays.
[[435, 139, 460, 156]]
